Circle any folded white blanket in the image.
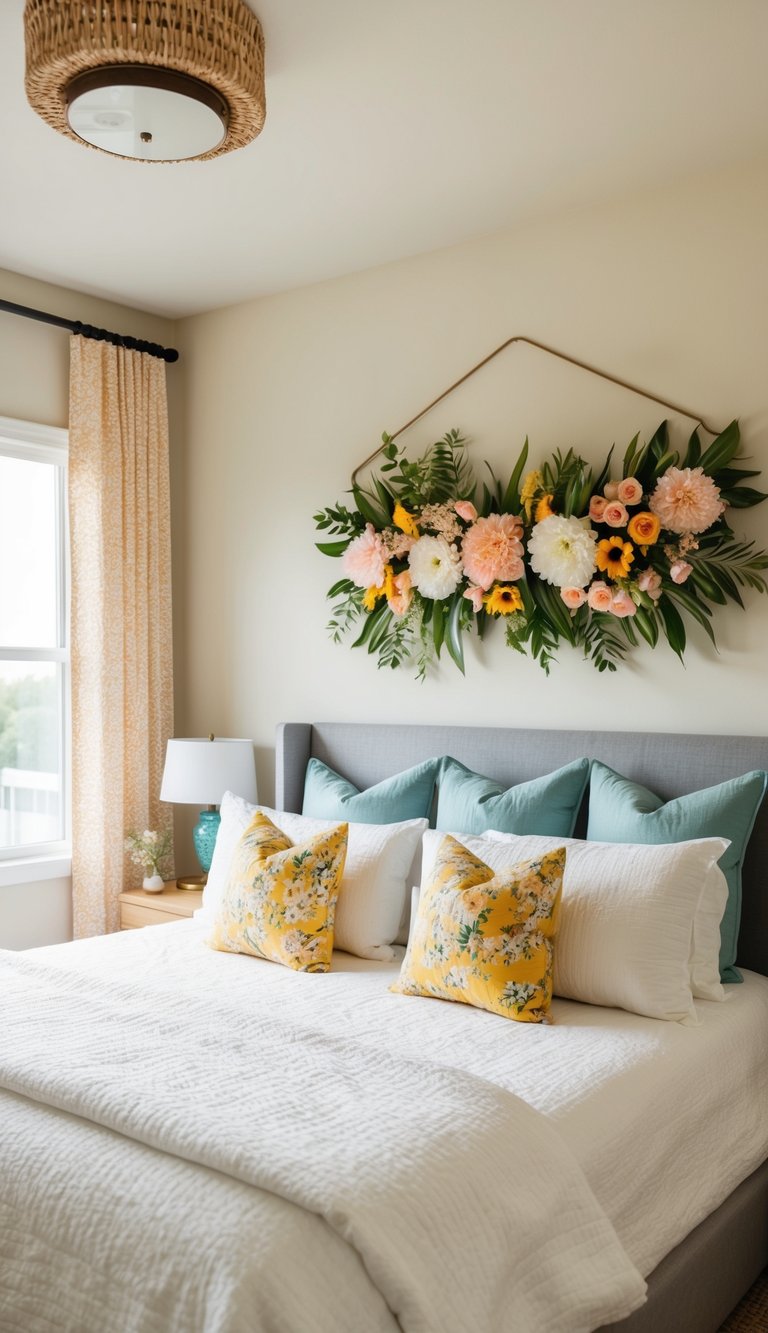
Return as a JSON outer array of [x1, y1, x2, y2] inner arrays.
[[0, 949, 646, 1333]]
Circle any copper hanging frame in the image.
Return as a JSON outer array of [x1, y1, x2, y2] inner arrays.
[[351, 336, 723, 487]]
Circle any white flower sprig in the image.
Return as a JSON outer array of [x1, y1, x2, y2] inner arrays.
[[124, 827, 172, 876]]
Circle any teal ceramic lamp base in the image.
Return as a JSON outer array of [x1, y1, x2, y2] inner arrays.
[[193, 807, 221, 874], [176, 808, 221, 889]]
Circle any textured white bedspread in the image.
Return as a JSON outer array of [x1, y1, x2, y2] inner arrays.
[[3, 922, 768, 1332], [0, 935, 647, 1333]]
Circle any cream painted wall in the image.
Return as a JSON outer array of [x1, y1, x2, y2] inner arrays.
[[0, 267, 179, 948], [176, 158, 768, 805]]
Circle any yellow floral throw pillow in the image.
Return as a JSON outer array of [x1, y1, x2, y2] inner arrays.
[[207, 811, 348, 972], [392, 836, 565, 1022]]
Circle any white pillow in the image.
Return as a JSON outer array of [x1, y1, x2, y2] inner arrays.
[[483, 829, 729, 1005], [199, 792, 427, 961], [419, 829, 729, 1022], [688, 861, 729, 1001]]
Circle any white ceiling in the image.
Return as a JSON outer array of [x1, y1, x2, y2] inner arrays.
[[2, 0, 768, 319]]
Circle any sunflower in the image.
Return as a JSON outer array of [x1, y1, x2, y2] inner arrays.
[[483, 584, 523, 615], [596, 537, 635, 580]]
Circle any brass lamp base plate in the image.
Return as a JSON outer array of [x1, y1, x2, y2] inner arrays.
[[176, 873, 207, 891]]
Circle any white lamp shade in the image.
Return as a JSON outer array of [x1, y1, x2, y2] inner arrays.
[[160, 738, 257, 806]]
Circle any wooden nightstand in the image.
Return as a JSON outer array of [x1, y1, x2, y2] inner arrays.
[[119, 883, 204, 930]]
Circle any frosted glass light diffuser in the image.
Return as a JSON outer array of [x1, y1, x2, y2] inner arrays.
[[160, 738, 257, 805], [67, 74, 227, 161]]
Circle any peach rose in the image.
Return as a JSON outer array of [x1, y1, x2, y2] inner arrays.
[[463, 585, 485, 612], [454, 499, 478, 523], [617, 477, 644, 506], [610, 589, 637, 618], [588, 495, 608, 522], [604, 481, 620, 501], [636, 568, 662, 602], [560, 586, 587, 610], [627, 511, 661, 545], [587, 581, 613, 612], [603, 501, 629, 528], [387, 570, 413, 617], [669, 560, 693, 584]]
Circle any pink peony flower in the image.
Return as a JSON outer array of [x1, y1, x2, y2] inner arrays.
[[387, 570, 413, 617], [589, 495, 608, 521], [461, 513, 524, 591], [587, 581, 613, 612], [669, 559, 693, 584], [603, 501, 629, 528], [610, 589, 637, 617], [463, 585, 485, 613], [617, 477, 644, 506], [604, 481, 620, 501], [454, 499, 478, 523], [649, 466, 724, 534], [560, 586, 587, 609], [637, 568, 662, 602], [342, 523, 386, 589]]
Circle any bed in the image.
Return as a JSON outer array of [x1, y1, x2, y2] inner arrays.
[[1, 721, 767, 1333]]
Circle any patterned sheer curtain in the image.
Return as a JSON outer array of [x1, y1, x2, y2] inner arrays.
[[68, 336, 174, 937]]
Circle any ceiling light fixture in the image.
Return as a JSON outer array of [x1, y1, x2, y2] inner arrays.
[[23, 1, 265, 163]]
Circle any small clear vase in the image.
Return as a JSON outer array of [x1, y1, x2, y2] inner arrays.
[[142, 873, 165, 893]]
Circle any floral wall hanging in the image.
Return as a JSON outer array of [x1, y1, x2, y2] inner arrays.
[[315, 420, 768, 676]]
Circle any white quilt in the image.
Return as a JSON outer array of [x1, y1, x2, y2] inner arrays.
[[0, 942, 646, 1333]]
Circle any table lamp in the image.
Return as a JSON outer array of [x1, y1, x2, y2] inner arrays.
[[160, 735, 258, 889]]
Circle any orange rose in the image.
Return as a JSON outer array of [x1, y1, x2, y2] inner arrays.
[[627, 511, 661, 545]]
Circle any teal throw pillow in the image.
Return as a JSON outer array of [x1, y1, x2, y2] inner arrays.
[[435, 756, 590, 838], [587, 762, 767, 984], [302, 757, 440, 823]]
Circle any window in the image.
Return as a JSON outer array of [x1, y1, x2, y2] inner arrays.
[[0, 415, 69, 860]]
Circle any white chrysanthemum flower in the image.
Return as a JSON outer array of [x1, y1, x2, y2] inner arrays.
[[408, 535, 463, 599], [528, 515, 597, 589]]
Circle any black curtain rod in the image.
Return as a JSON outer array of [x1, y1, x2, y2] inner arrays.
[[0, 297, 179, 363]]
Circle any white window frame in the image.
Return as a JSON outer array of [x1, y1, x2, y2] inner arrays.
[[0, 414, 71, 879]]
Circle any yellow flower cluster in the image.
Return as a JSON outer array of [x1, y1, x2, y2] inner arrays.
[[363, 564, 397, 610], [393, 502, 419, 537], [519, 469, 544, 521]]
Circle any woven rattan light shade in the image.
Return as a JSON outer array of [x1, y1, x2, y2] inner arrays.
[[24, 0, 265, 161]]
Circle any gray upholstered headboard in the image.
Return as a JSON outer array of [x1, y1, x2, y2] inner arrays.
[[275, 722, 768, 977]]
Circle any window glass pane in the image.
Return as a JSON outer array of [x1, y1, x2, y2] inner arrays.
[[0, 661, 63, 850], [0, 454, 58, 648]]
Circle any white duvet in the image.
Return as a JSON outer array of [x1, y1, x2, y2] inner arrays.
[[2, 922, 767, 1333]]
